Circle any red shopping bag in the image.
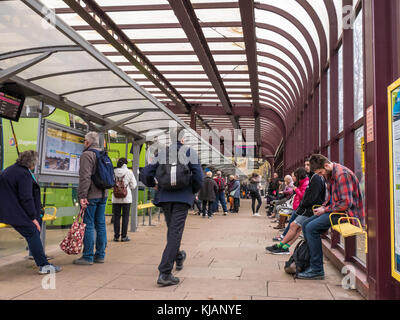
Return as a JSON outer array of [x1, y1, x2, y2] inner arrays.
[[60, 208, 86, 255]]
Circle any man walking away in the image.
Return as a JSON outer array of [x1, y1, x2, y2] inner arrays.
[[141, 127, 203, 286], [75, 132, 111, 265], [297, 154, 365, 280], [213, 171, 228, 215]]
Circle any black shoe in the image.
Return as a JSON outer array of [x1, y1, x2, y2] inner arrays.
[[113, 237, 119, 242], [270, 246, 290, 255], [121, 237, 130, 242], [176, 250, 186, 271], [157, 273, 180, 286], [266, 244, 279, 252]]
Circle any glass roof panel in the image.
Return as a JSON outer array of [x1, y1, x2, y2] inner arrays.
[[87, 100, 157, 115], [257, 55, 298, 87], [334, 0, 343, 39], [202, 27, 243, 39], [258, 74, 296, 102], [307, 0, 330, 51], [146, 55, 200, 62], [258, 0, 321, 53], [257, 28, 310, 76], [214, 54, 247, 61], [259, 87, 290, 108], [126, 120, 176, 133], [124, 112, 172, 123], [57, 13, 88, 26], [255, 8, 318, 60], [109, 112, 140, 122], [195, 8, 242, 23], [257, 42, 305, 83], [136, 43, 195, 52], [0, 2, 75, 54], [258, 65, 298, 95], [208, 42, 245, 51], [17, 51, 105, 80], [108, 11, 179, 25], [157, 65, 205, 71], [32, 71, 128, 95], [67, 87, 145, 106]]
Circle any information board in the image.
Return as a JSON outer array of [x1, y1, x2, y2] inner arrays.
[[40, 120, 85, 177], [388, 77, 400, 283], [0, 88, 25, 122]]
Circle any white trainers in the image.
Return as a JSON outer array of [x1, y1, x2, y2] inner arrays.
[[254, 213, 261, 217]]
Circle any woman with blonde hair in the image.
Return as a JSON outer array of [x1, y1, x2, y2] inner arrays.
[[269, 174, 295, 219]]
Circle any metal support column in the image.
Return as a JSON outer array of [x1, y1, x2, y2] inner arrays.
[[130, 142, 140, 232]]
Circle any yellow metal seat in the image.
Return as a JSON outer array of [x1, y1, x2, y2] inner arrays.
[[42, 206, 57, 222], [0, 223, 9, 228], [137, 202, 155, 210]]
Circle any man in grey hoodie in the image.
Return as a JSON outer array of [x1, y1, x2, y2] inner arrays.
[[74, 132, 107, 265]]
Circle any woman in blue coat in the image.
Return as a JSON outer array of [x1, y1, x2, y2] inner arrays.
[[0, 150, 61, 274]]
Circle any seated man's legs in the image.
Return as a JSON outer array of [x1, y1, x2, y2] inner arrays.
[[298, 213, 331, 278]]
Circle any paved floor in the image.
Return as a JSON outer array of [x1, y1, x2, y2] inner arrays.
[[0, 199, 363, 300]]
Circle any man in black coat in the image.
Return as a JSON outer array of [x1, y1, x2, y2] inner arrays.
[[0, 150, 62, 274], [198, 171, 218, 218]]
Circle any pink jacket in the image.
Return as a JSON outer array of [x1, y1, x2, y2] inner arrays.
[[293, 177, 309, 210]]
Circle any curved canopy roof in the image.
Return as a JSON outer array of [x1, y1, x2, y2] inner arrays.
[[0, 0, 245, 176], [38, 0, 346, 157]]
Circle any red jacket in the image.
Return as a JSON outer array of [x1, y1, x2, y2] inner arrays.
[[293, 177, 309, 210]]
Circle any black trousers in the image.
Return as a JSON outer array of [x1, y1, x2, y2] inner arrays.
[[250, 191, 262, 213], [233, 198, 240, 212], [193, 199, 202, 212], [201, 200, 213, 217], [112, 203, 131, 238], [158, 202, 190, 275], [13, 224, 48, 267]]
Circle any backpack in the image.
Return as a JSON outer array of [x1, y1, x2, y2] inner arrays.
[[155, 147, 191, 191], [89, 149, 115, 190], [284, 240, 310, 277], [248, 182, 258, 193], [215, 177, 225, 192], [113, 174, 127, 198]]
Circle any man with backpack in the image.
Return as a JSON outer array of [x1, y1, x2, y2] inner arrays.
[[75, 132, 114, 265], [140, 127, 203, 287], [212, 171, 228, 216]]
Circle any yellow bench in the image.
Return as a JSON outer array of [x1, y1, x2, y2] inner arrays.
[[137, 202, 155, 210], [0, 207, 57, 227], [0, 223, 9, 228], [312, 205, 367, 253]]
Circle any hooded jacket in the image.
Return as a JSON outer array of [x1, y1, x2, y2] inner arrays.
[[296, 172, 326, 217], [293, 177, 309, 210], [112, 164, 137, 204]]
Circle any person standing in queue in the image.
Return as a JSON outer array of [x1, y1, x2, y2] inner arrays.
[[198, 170, 218, 218], [112, 158, 137, 242], [141, 127, 203, 286], [74, 132, 109, 265], [0, 150, 62, 274]]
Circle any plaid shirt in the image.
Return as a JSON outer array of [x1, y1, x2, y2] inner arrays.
[[323, 163, 365, 226]]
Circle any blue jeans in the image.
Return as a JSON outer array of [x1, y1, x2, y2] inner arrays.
[[302, 213, 331, 272], [13, 224, 48, 267], [212, 191, 228, 213], [82, 198, 107, 262], [282, 213, 298, 237]]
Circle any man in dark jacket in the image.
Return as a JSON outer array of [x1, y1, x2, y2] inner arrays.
[[141, 127, 203, 286], [0, 150, 61, 274], [199, 171, 218, 218], [267, 159, 326, 255]]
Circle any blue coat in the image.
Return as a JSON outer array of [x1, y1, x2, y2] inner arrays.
[[140, 142, 203, 207], [0, 163, 42, 227]]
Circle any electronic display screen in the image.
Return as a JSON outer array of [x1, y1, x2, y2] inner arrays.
[[0, 88, 25, 122]]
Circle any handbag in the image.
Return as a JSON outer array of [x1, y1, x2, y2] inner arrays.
[[60, 208, 86, 255]]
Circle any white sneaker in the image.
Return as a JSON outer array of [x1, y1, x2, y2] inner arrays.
[[254, 213, 261, 217]]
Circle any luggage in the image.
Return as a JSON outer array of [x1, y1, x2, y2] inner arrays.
[[155, 147, 191, 191], [113, 174, 128, 198], [89, 149, 115, 190], [60, 208, 86, 255], [284, 240, 310, 277]]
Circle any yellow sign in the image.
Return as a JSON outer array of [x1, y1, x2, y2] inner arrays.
[[361, 137, 365, 174], [388, 77, 400, 283]]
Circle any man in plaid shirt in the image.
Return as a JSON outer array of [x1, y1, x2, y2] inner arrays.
[[297, 154, 365, 280]]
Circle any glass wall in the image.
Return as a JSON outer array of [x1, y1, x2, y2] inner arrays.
[[338, 46, 344, 133], [354, 10, 364, 122]]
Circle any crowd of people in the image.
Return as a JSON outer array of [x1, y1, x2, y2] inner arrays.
[[0, 126, 365, 285]]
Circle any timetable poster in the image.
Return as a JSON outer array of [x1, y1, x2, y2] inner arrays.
[[43, 125, 84, 176], [389, 80, 400, 281]]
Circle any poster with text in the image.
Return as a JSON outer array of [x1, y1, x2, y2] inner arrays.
[[41, 123, 85, 177], [389, 79, 400, 282]]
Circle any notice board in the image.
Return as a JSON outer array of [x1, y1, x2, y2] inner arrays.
[[388, 77, 400, 283]]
